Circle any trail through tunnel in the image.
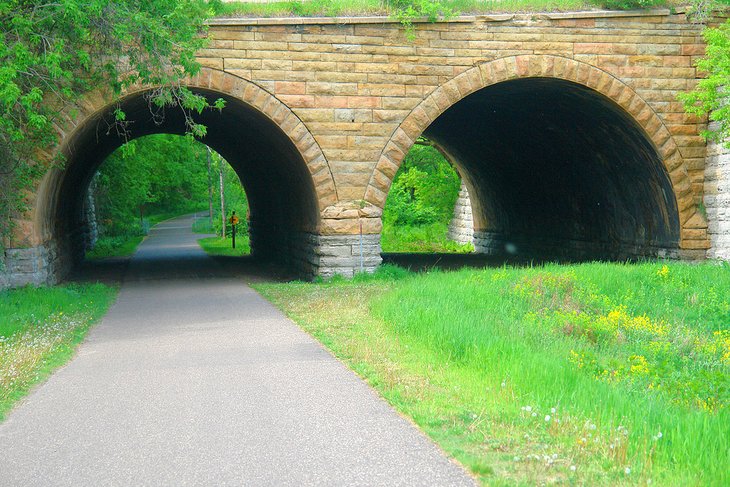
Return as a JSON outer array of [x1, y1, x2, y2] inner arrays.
[[44, 88, 321, 277]]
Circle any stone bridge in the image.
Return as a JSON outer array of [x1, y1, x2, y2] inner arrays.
[[3, 8, 729, 285]]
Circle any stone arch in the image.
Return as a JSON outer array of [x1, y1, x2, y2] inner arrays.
[[28, 67, 339, 281], [32, 67, 337, 246], [366, 54, 700, 252]]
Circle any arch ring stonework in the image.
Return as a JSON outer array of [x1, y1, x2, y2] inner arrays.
[[364, 54, 706, 253]]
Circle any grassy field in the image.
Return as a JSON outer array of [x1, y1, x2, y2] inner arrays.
[[214, 0, 679, 18], [0, 284, 117, 420], [255, 261, 729, 485]]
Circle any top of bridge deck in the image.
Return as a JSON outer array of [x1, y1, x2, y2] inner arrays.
[[207, 8, 689, 26]]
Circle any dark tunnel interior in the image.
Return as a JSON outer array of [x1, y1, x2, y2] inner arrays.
[[423, 77, 680, 260], [56, 88, 320, 265]]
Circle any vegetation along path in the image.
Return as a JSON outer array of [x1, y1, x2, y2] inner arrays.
[[0, 215, 474, 486]]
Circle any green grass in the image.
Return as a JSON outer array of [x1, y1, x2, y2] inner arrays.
[[214, 0, 679, 18], [0, 284, 117, 420], [198, 236, 251, 256], [255, 261, 730, 485], [382, 222, 474, 253], [85, 235, 144, 259]]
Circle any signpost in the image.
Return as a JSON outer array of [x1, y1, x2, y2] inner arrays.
[[231, 211, 239, 249]]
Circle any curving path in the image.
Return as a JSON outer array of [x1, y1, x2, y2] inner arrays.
[[0, 215, 474, 486]]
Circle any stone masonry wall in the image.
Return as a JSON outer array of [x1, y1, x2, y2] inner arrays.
[[250, 220, 381, 278], [705, 132, 730, 260], [201, 9, 711, 253], [2, 243, 64, 288], [448, 181, 474, 245]]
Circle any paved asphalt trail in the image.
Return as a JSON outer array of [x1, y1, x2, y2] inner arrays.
[[0, 215, 475, 486]]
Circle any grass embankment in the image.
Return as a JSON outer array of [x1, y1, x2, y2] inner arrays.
[[0, 284, 117, 420], [255, 261, 730, 485], [215, 0, 680, 18], [194, 216, 251, 256], [85, 235, 144, 259]]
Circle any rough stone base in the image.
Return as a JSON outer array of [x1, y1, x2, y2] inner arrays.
[[705, 134, 730, 261], [269, 232, 382, 279], [249, 223, 382, 279], [473, 230, 680, 261], [1, 243, 66, 288], [448, 181, 474, 245], [312, 234, 382, 278]]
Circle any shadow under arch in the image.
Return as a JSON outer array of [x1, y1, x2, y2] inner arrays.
[[368, 55, 694, 261], [35, 69, 336, 279]]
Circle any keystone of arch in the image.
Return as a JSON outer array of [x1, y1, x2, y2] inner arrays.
[[363, 55, 703, 249]]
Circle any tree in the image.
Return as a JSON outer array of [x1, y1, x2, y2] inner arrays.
[[680, 15, 730, 145], [94, 134, 211, 236], [0, 0, 221, 248]]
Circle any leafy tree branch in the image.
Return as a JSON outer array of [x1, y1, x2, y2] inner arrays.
[[0, 0, 219, 248]]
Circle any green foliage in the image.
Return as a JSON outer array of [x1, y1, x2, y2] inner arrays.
[[680, 16, 730, 145], [94, 135, 210, 237], [388, 0, 455, 40], [214, 0, 680, 19], [382, 142, 468, 252], [381, 222, 474, 252], [599, 0, 663, 9], [85, 235, 144, 260], [0, 0, 218, 249], [216, 159, 249, 238], [383, 143, 461, 226]]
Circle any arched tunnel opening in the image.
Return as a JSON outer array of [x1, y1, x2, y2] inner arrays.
[[48, 88, 320, 277], [415, 77, 681, 262]]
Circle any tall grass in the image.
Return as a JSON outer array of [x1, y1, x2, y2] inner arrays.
[[257, 261, 730, 485]]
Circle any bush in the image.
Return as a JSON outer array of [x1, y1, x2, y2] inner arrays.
[[383, 144, 461, 227]]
